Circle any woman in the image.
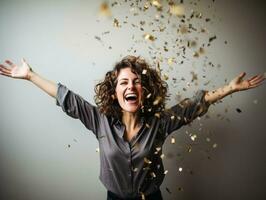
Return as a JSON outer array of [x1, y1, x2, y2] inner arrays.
[[0, 56, 265, 200]]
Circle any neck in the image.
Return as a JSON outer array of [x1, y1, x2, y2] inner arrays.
[[122, 111, 141, 130]]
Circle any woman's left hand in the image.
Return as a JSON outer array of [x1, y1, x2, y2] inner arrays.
[[229, 72, 265, 92]]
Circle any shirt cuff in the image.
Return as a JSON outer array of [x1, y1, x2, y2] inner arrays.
[[56, 83, 69, 106], [194, 90, 211, 117]]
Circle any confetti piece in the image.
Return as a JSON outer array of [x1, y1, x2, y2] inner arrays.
[[213, 143, 218, 148], [144, 33, 156, 41], [171, 137, 176, 144], [99, 2, 111, 16], [154, 113, 160, 118], [236, 108, 242, 113], [190, 134, 197, 141], [178, 167, 183, 172], [133, 167, 138, 172], [169, 5, 185, 16], [152, 0, 162, 9], [151, 172, 156, 178], [144, 157, 152, 164], [153, 96, 162, 105], [160, 154, 165, 159], [96, 148, 100, 153], [156, 147, 162, 152], [209, 35, 217, 43], [164, 170, 168, 174], [166, 187, 172, 194], [142, 69, 147, 74], [113, 18, 120, 27]]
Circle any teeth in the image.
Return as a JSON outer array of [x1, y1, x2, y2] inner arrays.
[[125, 93, 137, 98]]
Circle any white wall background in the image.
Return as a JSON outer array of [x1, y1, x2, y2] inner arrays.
[[0, 0, 265, 199]]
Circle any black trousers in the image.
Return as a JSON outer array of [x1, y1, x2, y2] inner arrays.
[[107, 189, 163, 200]]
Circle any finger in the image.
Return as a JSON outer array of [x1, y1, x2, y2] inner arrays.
[[0, 65, 12, 74], [5, 60, 16, 67], [248, 81, 265, 89], [22, 58, 27, 64], [0, 70, 12, 77], [238, 72, 246, 79], [250, 77, 265, 85], [247, 75, 259, 82], [250, 75, 265, 83]]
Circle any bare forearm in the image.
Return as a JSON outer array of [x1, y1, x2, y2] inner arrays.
[[28, 70, 57, 98], [204, 84, 234, 104]]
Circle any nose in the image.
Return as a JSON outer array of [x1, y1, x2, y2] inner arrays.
[[127, 81, 135, 90]]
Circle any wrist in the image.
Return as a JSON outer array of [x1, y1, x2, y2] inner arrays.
[[27, 69, 35, 81]]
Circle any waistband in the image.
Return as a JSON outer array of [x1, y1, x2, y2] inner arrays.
[[107, 189, 162, 200]]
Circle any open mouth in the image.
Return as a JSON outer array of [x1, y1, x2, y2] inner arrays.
[[124, 93, 138, 103]]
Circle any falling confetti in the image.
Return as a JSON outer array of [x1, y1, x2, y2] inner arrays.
[[99, 2, 111, 16], [171, 137, 176, 144], [144, 33, 156, 41], [169, 5, 185, 16], [236, 108, 242, 113]]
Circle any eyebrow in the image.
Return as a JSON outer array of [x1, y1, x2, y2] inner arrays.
[[118, 77, 140, 82]]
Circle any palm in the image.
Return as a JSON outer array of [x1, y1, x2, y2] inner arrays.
[[0, 59, 31, 79], [229, 72, 265, 92]]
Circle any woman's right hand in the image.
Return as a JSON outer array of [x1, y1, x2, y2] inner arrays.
[[0, 58, 32, 80]]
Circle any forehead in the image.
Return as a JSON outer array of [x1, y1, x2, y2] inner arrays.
[[117, 67, 138, 80]]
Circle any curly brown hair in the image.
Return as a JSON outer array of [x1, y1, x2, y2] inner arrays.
[[94, 55, 168, 120]]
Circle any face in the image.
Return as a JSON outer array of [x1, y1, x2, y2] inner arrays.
[[115, 67, 143, 113]]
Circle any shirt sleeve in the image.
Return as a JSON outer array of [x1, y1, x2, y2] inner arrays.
[[161, 90, 210, 137], [56, 83, 102, 137]]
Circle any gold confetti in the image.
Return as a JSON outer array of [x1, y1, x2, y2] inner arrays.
[[169, 5, 185, 16], [145, 123, 150, 128], [153, 96, 162, 105], [178, 167, 183, 172], [142, 69, 147, 74], [151, 172, 156, 178], [160, 154, 165, 159], [146, 93, 152, 99], [156, 147, 162, 152], [133, 167, 138, 172], [213, 143, 218, 148], [152, 0, 162, 9], [171, 115, 175, 120], [206, 137, 211, 142], [154, 113, 160, 118], [190, 134, 197, 141], [167, 58, 174, 65], [193, 52, 199, 57], [140, 192, 145, 200], [144, 33, 156, 41], [99, 2, 111, 16], [171, 137, 176, 144], [113, 18, 120, 27], [179, 25, 188, 34], [164, 170, 168, 174], [96, 147, 100, 153], [144, 157, 152, 164]]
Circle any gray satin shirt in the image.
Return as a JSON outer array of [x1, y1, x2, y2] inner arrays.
[[56, 83, 210, 198]]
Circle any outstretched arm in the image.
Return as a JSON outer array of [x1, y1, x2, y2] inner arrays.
[[204, 72, 265, 104], [0, 58, 57, 98]]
